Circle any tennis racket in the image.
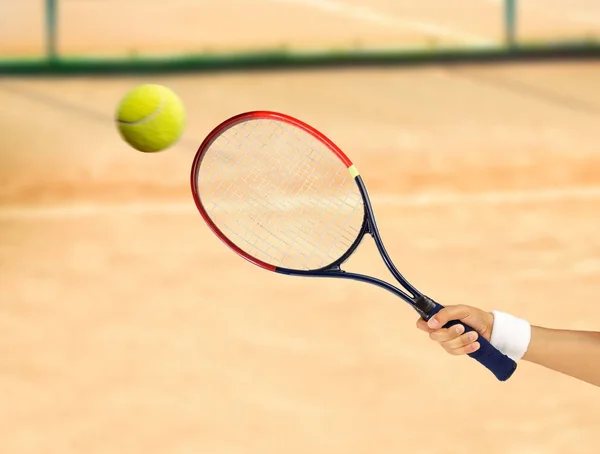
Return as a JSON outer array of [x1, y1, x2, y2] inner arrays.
[[190, 111, 517, 382]]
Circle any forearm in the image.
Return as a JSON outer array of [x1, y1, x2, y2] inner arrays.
[[523, 326, 600, 387], [422, 306, 600, 387]]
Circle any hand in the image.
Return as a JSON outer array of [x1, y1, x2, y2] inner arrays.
[[416, 305, 494, 356]]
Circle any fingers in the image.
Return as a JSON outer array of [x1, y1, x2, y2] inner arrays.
[[426, 305, 472, 330], [425, 305, 494, 341], [416, 318, 432, 333], [429, 324, 466, 343], [416, 309, 483, 356], [430, 324, 481, 355], [447, 341, 481, 355]]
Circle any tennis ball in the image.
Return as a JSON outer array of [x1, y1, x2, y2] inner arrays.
[[116, 84, 186, 153]]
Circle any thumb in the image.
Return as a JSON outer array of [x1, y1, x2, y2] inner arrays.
[[427, 305, 493, 340]]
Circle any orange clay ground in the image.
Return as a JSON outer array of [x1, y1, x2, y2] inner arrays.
[[1, 2, 600, 453], [1, 60, 599, 454]]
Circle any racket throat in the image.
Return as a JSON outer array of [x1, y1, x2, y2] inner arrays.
[[413, 295, 439, 320]]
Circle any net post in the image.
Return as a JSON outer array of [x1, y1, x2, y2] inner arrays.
[[505, 0, 517, 49], [45, 0, 58, 61]]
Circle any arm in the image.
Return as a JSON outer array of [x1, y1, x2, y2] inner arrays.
[[417, 305, 600, 387], [523, 326, 600, 386]]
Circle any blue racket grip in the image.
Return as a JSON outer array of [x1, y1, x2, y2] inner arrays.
[[427, 303, 517, 381]]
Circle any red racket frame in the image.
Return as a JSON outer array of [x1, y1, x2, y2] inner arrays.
[[190, 111, 355, 272], [189, 111, 518, 382]]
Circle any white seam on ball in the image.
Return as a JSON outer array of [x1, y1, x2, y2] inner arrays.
[[118, 90, 166, 126]]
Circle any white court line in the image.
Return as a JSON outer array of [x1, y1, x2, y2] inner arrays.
[[1, 186, 599, 220], [267, 0, 495, 46]]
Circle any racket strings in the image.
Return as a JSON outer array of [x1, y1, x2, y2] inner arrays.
[[196, 118, 364, 270], [223, 127, 358, 266]]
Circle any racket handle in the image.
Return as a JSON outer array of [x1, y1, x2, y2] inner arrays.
[[427, 303, 517, 382]]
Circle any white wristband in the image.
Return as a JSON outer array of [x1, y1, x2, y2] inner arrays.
[[490, 310, 532, 361]]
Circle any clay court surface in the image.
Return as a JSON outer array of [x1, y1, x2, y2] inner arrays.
[[2, 0, 600, 55], [2, 2, 600, 454]]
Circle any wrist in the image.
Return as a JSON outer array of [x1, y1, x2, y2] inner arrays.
[[490, 310, 532, 361]]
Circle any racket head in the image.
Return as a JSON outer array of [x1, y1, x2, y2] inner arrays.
[[190, 111, 367, 273]]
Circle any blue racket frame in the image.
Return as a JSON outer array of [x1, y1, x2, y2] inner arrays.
[[192, 110, 518, 383], [275, 176, 518, 382]]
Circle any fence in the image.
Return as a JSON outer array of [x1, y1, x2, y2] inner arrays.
[[1, 0, 599, 75]]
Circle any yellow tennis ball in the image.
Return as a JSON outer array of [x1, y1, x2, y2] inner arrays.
[[116, 84, 186, 153]]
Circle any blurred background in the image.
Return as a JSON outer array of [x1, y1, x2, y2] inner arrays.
[[1, 1, 600, 454]]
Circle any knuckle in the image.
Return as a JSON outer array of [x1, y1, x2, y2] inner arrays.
[[447, 336, 466, 349], [446, 333, 461, 343], [430, 328, 450, 342], [437, 312, 449, 324], [446, 334, 468, 350], [462, 332, 476, 346]]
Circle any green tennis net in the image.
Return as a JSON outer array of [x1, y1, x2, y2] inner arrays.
[[1, 0, 598, 66]]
